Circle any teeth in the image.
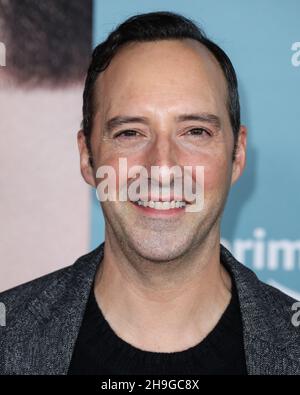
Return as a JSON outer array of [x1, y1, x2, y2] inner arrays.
[[156, 201, 162, 210], [162, 202, 169, 209], [135, 200, 186, 210]]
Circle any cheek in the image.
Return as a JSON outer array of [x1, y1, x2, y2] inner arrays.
[[203, 156, 232, 196], [183, 151, 231, 195]]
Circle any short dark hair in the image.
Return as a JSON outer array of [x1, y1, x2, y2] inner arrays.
[[83, 11, 240, 166]]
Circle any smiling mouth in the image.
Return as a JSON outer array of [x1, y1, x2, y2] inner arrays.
[[132, 199, 187, 210]]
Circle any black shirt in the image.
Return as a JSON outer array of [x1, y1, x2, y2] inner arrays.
[[68, 274, 247, 375]]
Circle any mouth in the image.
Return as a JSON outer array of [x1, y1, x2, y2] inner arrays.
[[130, 199, 189, 217]]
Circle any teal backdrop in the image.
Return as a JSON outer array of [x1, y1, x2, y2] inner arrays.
[[90, 0, 300, 298]]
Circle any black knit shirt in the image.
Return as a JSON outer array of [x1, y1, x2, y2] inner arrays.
[[68, 275, 247, 375]]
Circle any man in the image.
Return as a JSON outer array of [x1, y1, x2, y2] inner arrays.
[[0, 11, 299, 375]]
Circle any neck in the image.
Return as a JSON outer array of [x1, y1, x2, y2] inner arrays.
[[94, 229, 232, 353]]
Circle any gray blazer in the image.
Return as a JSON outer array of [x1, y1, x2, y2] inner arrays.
[[0, 243, 299, 375]]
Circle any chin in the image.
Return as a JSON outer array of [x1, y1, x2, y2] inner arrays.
[[125, 231, 195, 263]]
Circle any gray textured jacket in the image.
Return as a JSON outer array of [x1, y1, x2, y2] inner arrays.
[[0, 243, 299, 375]]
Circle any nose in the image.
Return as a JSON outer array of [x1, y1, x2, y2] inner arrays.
[[146, 131, 178, 169], [145, 131, 180, 189]]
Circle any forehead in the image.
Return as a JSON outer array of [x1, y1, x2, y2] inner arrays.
[[94, 39, 228, 118]]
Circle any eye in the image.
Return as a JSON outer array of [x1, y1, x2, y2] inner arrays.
[[186, 128, 211, 137], [114, 130, 140, 138]]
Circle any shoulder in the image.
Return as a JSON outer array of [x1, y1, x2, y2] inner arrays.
[[0, 245, 104, 317], [221, 243, 299, 306], [0, 245, 104, 374], [221, 244, 300, 353], [0, 264, 72, 317], [255, 279, 299, 328]]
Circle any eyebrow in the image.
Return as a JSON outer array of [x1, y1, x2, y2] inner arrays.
[[176, 113, 221, 129], [105, 116, 148, 133], [104, 112, 222, 133]]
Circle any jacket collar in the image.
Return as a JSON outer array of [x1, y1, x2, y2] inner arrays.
[[220, 244, 300, 374], [5, 244, 104, 374]]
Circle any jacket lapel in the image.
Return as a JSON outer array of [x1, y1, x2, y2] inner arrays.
[[220, 244, 300, 375], [5, 244, 104, 374]]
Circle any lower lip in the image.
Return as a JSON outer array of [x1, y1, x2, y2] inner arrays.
[[130, 201, 186, 217]]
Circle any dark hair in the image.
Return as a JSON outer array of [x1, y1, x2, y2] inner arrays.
[[0, 0, 92, 86], [83, 11, 240, 166]]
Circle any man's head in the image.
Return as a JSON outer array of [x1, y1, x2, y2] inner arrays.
[[0, 0, 92, 87], [81, 11, 241, 166], [78, 11, 247, 262]]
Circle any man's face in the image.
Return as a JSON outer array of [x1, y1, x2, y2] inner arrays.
[[79, 39, 246, 261]]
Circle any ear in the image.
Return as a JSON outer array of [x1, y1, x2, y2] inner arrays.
[[77, 129, 96, 188], [231, 125, 247, 186]]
